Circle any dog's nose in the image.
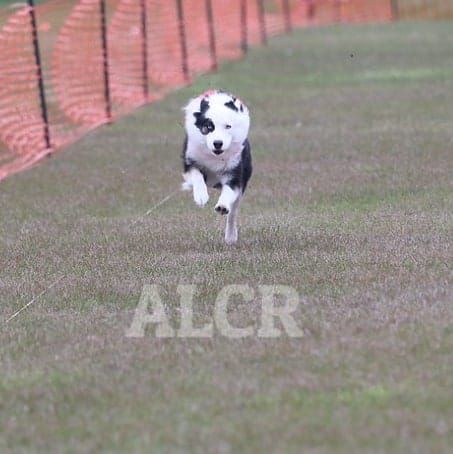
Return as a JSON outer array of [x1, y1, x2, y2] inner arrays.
[[213, 141, 223, 151]]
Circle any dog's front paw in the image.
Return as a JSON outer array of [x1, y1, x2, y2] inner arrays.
[[214, 204, 229, 215], [181, 181, 192, 192], [194, 188, 209, 207], [181, 173, 193, 192]]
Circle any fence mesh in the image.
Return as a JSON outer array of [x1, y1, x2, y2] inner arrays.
[[0, 0, 452, 181]]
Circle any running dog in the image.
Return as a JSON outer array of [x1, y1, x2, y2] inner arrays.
[[182, 89, 252, 245]]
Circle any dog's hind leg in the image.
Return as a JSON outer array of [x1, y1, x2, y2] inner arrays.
[[225, 197, 241, 245]]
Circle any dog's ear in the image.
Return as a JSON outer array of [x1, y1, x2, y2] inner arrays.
[[193, 111, 203, 129], [200, 98, 210, 113], [224, 100, 238, 112], [194, 99, 209, 126]]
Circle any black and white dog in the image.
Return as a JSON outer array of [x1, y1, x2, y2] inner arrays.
[[182, 90, 252, 244]]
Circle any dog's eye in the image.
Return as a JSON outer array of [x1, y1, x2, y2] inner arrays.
[[201, 120, 214, 135], [225, 125, 232, 129]]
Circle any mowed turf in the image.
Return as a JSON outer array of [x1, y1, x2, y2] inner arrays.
[[1, 21, 452, 452]]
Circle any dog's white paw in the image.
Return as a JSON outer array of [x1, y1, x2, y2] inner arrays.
[[181, 173, 193, 192], [194, 189, 209, 207], [225, 230, 238, 245], [181, 181, 192, 192], [214, 203, 230, 215]]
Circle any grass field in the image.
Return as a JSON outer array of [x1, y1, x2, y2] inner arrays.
[[1, 21, 452, 452]]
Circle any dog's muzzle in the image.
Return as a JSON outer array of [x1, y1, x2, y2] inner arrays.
[[213, 141, 223, 154]]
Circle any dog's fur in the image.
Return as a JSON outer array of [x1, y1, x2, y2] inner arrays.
[[181, 89, 252, 244]]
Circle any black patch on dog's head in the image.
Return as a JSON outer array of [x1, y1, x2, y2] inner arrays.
[[193, 99, 209, 123], [224, 100, 238, 112], [193, 99, 215, 135]]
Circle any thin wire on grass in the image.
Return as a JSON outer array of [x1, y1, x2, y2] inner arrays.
[[131, 189, 179, 226], [2, 275, 65, 326], [3, 191, 179, 326]]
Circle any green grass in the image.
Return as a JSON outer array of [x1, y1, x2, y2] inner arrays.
[[1, 21, 452, 452]]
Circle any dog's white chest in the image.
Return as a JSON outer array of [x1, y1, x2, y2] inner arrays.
[[187, 143, 242, 177]]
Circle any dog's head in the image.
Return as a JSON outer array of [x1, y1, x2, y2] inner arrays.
[[184, 90, 250, 155]]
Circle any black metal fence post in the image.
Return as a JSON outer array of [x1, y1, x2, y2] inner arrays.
[[282, 0, 292, 33], [140, 0, 149, 101], [307, 0, 315, 21], [335, 0, 341, 23], [257, 0, 267, 45], [27, 0, 51, 149], [205, 0, 217, 71], [99, 0, 112, 121], [240, 0, 248, 53], [175, 0, 190, 81], [390, 0, 399, 20]]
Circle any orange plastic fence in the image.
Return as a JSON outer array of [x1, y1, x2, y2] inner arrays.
[[0, 0, 394, 181]]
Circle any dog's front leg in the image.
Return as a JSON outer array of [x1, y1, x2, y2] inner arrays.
[[182, 168, 209, 207], [215, 185, 240, 216]]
